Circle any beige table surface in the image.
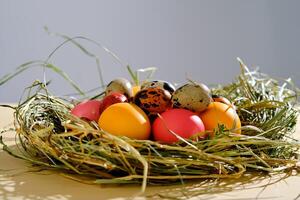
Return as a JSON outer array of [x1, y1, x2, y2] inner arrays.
[[1, 105, 300, 200]]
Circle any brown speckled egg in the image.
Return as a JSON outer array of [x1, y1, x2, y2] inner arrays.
[[171, 83, 211, 113], [134, 87, 172, 114], [106, 78, 133, 98], [141, 80, 176, 94]]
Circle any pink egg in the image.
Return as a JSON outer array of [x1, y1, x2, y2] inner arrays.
[[152, 109, 205, 144], [71, 100, 102, 121]]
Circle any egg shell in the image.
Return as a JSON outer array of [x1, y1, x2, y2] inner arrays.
[[106, 78, 133, 98], [152, 109, 205, 144], [141, 80, 176, 94], [212, 95, 236, 110], [134, 87, 172, 114], [132, 85, 141, 96], [171, 83, 211, 113], [100, 92, 128, 115], [198, 102, 241, 135], [71, 100, 102, 121], [98, 103, 151, 140]]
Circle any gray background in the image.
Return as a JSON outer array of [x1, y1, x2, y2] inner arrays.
[[1, 0, 299, 102]]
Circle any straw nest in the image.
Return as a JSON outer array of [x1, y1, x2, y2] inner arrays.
[[0, 34, 300, 196]]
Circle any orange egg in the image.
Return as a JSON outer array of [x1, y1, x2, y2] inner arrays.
[[98, 103, 151, 140], [198, 102, 241, 134], [212, 95, 236, 110]]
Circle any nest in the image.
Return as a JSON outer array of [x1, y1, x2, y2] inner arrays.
[[1, 33, 300, 197]]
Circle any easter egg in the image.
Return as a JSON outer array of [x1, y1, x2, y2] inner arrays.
[[134, 87, 172, 114], [141, 80, 176, 94], [198, 102, 241, 134], [71, 100, 102, 121], [106, 78, 133, 98], [152, 109, 205, 143], [100, 92, 127, 114], [98, 103, 151, 140], [212, 95, 236, 110], [132, 85, 141, 96], [171, 83, 211, 113]]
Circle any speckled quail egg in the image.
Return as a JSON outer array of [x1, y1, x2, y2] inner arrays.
[[171, 83, 211, 113], [134, 87, 172, 114], [141, 80, 176, 94], [106, 78, 133, 98]]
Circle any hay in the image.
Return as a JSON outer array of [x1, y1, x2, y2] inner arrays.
[[1, 33, 300, 196]]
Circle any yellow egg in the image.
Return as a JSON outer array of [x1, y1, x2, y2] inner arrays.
[[199, 102, 241, 135], [98, 103, 151, 140], [132, 85, 141, 96]]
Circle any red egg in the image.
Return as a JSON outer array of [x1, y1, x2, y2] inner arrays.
[[71, 100, 102, 121], [152, 109, 205, 144], [100, 92, 128, 114]]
